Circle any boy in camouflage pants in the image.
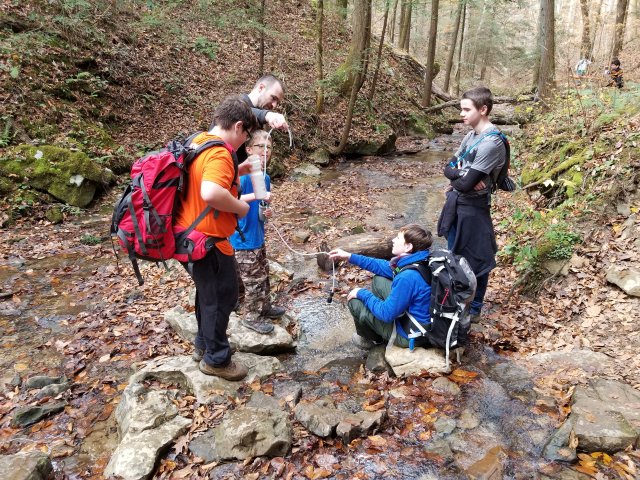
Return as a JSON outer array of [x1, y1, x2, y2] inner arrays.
[[231, 131, 285, 334]]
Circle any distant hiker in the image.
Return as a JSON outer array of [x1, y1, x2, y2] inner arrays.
[[328, 224, 433, 349], [574, 58, 591, 77], [238, 74, 288, 163], [437, 86, 507, 322], [175, 95, 259, 381], [607, 58, 624, 88], [230, 131, 285, 334]]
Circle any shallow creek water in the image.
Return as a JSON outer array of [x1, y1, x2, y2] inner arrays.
[[1, 125, 569, 479]]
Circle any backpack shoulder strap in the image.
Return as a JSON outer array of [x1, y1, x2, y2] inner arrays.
[[397, 260, 432, 285]]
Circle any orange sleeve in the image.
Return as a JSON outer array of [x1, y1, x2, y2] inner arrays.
[[201, 147, 236, 189]]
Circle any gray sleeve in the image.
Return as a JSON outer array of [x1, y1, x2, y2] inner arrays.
[[251, 107, 269, 126], [470, 137, 505, 174]]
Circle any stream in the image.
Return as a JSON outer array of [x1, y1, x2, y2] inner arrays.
[[1, 124, 581, 479]]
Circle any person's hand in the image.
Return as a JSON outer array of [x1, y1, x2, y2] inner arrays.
[[347, 287, 361, 301], [265, 112, 289, 131], [264, 207, 273, 218], [328, 248, 351, 262], [262, 191, 272, 202], [473, 180, 486, 191], [443, 184, 453, 198]]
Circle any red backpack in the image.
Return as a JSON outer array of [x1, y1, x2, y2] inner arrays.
[[111, 133, 238, 285]]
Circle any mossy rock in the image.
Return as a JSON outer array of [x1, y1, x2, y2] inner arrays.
[[344, 128, 397, 156], [310, 148, 331, 167], [0, 145, 114, 207], [45, 205, 64, 224]]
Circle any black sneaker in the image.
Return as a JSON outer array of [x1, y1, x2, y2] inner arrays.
[[263, 306, 286, 319], [241, 318, 274, 334]]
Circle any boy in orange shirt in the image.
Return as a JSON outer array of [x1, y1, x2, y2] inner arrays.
[[175, 96, 259, 381]]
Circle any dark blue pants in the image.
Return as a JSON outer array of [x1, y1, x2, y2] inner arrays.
[[448, 225, 490, 315], [184, 247, 238, 367]]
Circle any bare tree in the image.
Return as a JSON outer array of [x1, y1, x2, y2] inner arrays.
[[388, 0, 399, 44], [335, 0, 372, 154], [368, 0, 390, 102], [443, 0, 464, 93], [336, 0, 348, 19], [398, 0, 412, 52], [579, 0, 592, 58], [316, 0, 324, 113], [339, 0, 371, 95], [455, 1, 466, 96], [259, 0, 266, 74], [536, 0, 556, 99], [612, 0, 630, 59], [421, 0, 439, 107]]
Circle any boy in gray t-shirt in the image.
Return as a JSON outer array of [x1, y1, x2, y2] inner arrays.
[[438, 87, 506, 321]]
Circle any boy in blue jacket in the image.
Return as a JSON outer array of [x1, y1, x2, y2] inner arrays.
[[329, 224, 433, 349]]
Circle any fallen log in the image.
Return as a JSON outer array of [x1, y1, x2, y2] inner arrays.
[[317, 233, 393, 272], [423, 95, 536, 114]]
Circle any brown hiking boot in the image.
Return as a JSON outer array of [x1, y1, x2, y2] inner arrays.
[[198, 359, 248, 381]]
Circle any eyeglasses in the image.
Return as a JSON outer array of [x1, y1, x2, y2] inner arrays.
[[251, 143, 272, 150]]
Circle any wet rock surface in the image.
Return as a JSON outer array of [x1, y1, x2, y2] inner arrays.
[[11, 402, 66, 428], [0, 451, 52, 480]]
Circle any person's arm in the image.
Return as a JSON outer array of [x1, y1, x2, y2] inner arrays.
[[356, 274, 414, 322], [250, 108, 289, 131], [201, 181, 250, 217], [444, 161, 463, 180], [450, 168, 488, 193], [349, 253, 394, 279]]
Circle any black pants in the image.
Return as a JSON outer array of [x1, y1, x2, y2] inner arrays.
[[184, 247, 238, 367]]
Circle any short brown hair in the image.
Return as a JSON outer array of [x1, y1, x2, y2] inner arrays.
[[254, 74, 285, 93], [210, 95, 259, 132], [462, 86, 493, 115], [400, 224, 433, 252]]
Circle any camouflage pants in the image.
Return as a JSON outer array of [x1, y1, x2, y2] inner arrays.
[[235, 246, 271, 318]]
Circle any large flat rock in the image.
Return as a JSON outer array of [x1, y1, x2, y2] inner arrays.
[[130, 354, 281, 404], [606, 265, 640, 297], [385, 344, 451, 376]]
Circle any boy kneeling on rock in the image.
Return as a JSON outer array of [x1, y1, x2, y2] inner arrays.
[[329, 224, 432, 349]]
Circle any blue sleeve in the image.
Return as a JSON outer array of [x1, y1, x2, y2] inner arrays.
[[349, 254, 393, 279], [356, 274, 415, 323], [240, 175, 252, 195], [266, 174, 271, 192]]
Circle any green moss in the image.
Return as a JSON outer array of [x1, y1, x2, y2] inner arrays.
[[407, 113, 435, 137], [0, 145, 114, 207]]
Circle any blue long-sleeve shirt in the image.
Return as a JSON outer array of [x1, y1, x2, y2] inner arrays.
[[350, 250, 431, 339]]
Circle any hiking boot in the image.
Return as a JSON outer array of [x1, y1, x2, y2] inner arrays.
[[263, 306, 286, 319], [470, 313, 481, 324], [351, 332, 382, 350], [192, 347, 204, 362], [242, 318, 274, 334], [198, 359, 248, 381]]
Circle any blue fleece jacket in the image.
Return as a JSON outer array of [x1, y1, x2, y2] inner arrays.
[[350, 250, 431, 339]]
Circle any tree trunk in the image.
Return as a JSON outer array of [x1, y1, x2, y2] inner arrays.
[[469, 0, 487, 78], [579, 0, 592, 58], [339, 0, 371, 95], [389, 0, 399, 45], [317, 233, 393, 271], [259, 0, 266, 74], [536, 0, 556, 99], [316, 0, 324, 113], [421, 0, 439, 107], [335, 0, 371, 153], [398, 0, 412, 52], [454, 1, 466, 96], [336, 0, 348, 20], [612, 0, 630, 59], [443, 0, 463, 93], [368, 0, 390, 102]]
